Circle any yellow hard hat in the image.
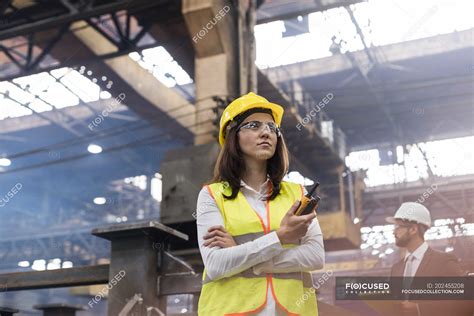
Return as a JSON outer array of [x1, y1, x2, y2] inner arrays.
[[218, 92, 284, 146]]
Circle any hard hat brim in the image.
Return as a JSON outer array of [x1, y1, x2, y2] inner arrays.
[[385, 216, 399, 224], [385, 216, 431, 227]]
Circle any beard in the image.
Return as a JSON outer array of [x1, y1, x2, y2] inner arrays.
[[395, 231, 411, 247]]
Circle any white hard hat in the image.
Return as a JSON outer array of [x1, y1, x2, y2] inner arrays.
[[386, 202, 431, 227]]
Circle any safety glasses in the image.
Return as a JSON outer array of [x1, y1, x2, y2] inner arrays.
[[237, 121, 281, 137], [394, 224, 413, 230]]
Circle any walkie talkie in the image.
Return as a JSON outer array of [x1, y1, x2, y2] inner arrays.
[[295, 182, 321, 216]]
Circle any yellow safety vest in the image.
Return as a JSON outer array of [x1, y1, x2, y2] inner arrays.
[[198, 181, 318, 316]]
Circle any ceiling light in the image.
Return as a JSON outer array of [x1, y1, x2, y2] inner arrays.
[[88, 144, 102, 154], [93, 197, 106, 205]]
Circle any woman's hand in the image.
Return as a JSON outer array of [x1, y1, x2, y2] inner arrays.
[[203, 225, 237, 248], [276, 200, 317, 244]]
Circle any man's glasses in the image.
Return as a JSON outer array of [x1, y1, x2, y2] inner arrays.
[[394, 224, 413, 230], [237, 121, 281, 137]]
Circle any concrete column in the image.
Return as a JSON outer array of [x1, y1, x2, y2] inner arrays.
[[183, 0, 240, 145]]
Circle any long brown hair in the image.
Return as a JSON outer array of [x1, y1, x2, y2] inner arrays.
[[209, 119, 289, 200]]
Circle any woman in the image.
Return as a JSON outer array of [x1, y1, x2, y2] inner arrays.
[[196, 92, 325, 315]]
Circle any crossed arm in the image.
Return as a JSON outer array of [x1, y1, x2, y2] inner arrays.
[[197, 188, 325, 281]]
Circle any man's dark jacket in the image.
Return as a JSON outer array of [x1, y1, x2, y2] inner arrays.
[[390, 247, 472, 316]]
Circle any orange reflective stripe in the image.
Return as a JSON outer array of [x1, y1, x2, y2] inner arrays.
[[266, 198, 270, 234], [239, 189, 269, 234], [206, 185, 217, 202], [253, 208, 267, 234], [264, 181, 272, 234]]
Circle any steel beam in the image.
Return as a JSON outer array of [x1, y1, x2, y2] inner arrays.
[[0, 0, 160, 40], [257, 0, 365, 24], [158, 273, 202, 296], [0, 307, 19, 316], [0, 264, 204, 294], [72, 20, 197, 136], [0, 265, 109, 291], [266, 30, 474, 84]]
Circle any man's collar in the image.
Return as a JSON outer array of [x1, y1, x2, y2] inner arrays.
[[405, 241, 429, 260]]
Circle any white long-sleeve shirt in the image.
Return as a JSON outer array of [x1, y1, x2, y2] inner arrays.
[[196, 178, 325, 315]]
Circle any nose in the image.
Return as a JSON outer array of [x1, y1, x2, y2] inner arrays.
[[260, 123, 272, 135]]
